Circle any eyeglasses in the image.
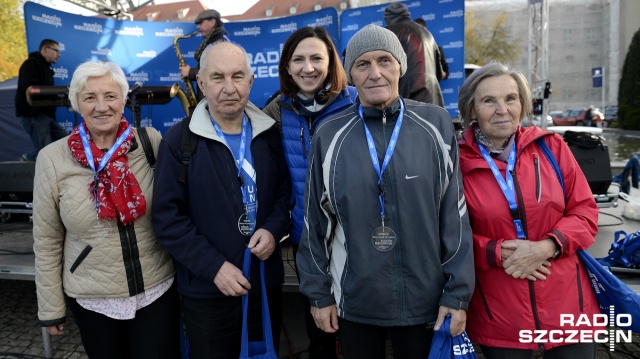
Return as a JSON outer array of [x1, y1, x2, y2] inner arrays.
[[46, 46, 60, 54]]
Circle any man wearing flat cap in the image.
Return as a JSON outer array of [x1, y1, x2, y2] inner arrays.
[[179, 8, 229, 100], [384, 2, 445, 107], [296, 24, 474, 358]]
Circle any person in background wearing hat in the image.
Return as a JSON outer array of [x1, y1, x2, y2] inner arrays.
[[296, 24, 474, 359], [179, 8, 229, 100], [384, 2, 445, 107]]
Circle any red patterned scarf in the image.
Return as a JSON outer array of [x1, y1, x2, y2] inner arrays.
[[68, 118, 146, 225]]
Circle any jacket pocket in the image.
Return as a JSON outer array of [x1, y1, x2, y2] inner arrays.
[[70, 245, 92, 273], [476, 277, 494, 320], [533, 154, 541, 202], [576, 263, 584, 312]]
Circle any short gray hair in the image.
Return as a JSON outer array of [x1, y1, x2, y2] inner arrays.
[[68, 61, 128, 113], [458, 62, 532, 128], [198, 41, 252, 79]]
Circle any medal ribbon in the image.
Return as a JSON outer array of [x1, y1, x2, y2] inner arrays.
[[358, 101, 404, 227], [477, 141, 525, 239], [78, 123, 131, 217], [210, 114, 255, 234]]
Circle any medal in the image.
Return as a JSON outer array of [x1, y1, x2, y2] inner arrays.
[[371, 226, 397, 251], [359, 101, 405, 252], [211, 114, 257, 237], [87, 218, 112, 240], [238, 213, 252, 236]]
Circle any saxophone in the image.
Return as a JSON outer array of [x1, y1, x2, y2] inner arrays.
[[169, 82, 192, 117], [173, 31, 199, 109]]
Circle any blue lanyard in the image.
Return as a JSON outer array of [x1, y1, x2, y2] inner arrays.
[[78, 122, 131, 215], [210, 114, 252, 212], [358, 101, 404, 224], [477, 141, 525, 239]]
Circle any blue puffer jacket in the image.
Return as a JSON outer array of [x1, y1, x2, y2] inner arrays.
[[263, 87, 357, 244]]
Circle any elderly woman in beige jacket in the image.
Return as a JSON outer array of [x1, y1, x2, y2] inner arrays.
[[33, 60, 178, 358]]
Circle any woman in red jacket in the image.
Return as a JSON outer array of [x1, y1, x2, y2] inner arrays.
[[457, 62, 601, 358]]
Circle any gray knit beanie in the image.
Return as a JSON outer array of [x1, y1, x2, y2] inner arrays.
[[344, 24, 407, 83], [384, 2, 411, 25]]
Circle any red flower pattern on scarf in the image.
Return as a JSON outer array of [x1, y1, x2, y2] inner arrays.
[[68, 117, 146, 225]]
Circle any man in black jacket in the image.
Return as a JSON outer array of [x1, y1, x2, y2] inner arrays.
[[414, 17, 449, 81], [384, 2, 444, 106], [15, 39, 67, 161]]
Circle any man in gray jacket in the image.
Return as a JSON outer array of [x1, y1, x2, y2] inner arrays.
[[296, 24, 474, 359]]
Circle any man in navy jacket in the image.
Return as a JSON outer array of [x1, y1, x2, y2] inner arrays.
[[153, 42, 291, 358]]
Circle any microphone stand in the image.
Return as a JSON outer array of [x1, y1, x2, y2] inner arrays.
[[127, 93, 142, 128]]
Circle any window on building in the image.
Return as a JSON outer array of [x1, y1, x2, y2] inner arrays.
[[586, 27, 598, 42], [564, 29, 573, 47], [177, 8, 188, 19]]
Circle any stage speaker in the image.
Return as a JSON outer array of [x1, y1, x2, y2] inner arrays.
[[0, 161, 35, 203], [569, 145, 612, 195]]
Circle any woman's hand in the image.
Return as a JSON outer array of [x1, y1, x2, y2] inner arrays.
[[46, 324, 64, 336], [502, 239, 556, 280]]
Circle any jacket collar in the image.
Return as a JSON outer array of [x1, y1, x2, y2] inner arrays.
[[358, 96, 402, 122], [189, 99, 275, 141]]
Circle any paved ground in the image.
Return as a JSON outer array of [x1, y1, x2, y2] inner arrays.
[[2, 217, 640, 358]]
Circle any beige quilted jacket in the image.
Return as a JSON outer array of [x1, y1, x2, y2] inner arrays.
[[33, 127, 174, 325]]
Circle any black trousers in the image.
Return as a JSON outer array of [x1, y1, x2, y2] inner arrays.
[[480, 342, 597, 359], [292, 243, 338, 359], [68, 281, 180, 359], [337, 317, 434, 359], [181, 286, 282, 359]]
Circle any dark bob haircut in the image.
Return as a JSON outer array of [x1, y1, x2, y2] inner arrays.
[[278, 26, 347, 100]]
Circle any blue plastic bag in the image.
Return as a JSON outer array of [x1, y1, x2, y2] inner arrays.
[[428, 314, 478, 359], [597, 230, 640, 270], [577, 249, 640, 332], [239, 248, 278, 359]]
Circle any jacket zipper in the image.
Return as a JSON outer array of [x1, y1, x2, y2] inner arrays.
[[300, 126, 306, 160], [125, 228, 139, 294], [512, 170, 543, 344], [382, 110, 405, 323], [576, 263, 584, 311], [533, 154, 541, 203]]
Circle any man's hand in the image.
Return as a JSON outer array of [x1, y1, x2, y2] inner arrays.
[[179, 65, 191, 78], [46, 324, 64, 336], [311, 305, 339, 333], [502, 239, 554, 280], [213, 261, 251, 296], [433, 306, 467, 336], [248, 229, 276, 261]]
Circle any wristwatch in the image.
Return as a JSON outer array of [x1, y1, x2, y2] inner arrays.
[[551, 240, 562, 260]]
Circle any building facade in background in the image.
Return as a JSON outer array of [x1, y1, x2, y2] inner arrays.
[[467, 0, 640, 112]]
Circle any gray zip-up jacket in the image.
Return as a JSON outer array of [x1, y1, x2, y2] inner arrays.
[[297, 97, 474, 326]]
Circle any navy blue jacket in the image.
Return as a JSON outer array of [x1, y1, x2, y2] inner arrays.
[[152, 101, 291, 298]]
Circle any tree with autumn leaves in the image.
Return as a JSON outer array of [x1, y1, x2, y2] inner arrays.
[[0, 0, 27, 82]]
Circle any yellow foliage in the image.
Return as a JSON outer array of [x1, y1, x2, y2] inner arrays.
[[465, 11, 522, 66], [0, 0, 27, 82]]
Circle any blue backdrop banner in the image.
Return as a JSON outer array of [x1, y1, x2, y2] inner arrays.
[[340, 0, 464, 118], [23, 1, 463, 134]]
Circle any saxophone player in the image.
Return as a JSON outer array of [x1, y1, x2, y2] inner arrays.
[[179, 9, 229, 101]]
